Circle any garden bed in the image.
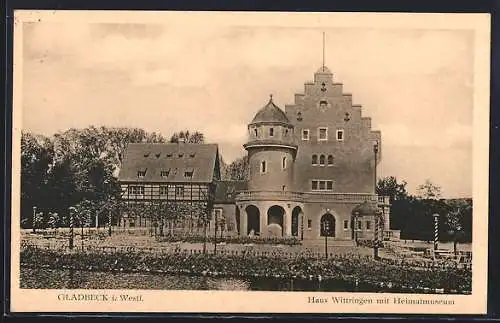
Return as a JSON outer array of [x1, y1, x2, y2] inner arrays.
[[20, 245, 471, 294]]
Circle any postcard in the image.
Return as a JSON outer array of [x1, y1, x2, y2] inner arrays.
[[9, 10, 490, 314]]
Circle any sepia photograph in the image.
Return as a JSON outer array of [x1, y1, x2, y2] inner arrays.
[[9, 10, 490, 314]]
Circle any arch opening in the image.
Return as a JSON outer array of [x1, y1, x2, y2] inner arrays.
[[245, 205, 260, 236], [267, 205, 285, 237], [320, 213, 336, 237]]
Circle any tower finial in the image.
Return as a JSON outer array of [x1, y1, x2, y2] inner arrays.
[[322, 32, 326, 72], [269, 93, 273, 102]]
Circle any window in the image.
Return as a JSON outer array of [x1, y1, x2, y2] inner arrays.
[[160, 169, 170, 178], [307, 219, 312, 229], [312, 154, 318, 165], [356, 221, 362, 230], [318, 127, 328, 141], [184, 169, 194, 179], [137, 170, 146, 178], [312, 180, 334, 191], [254, 128, 258, 137], [319, 155, 326, 166], [159, 185, 168, 195], [189, 153, 196, 158], [343, 220, 349, 230], [336, 129, 344, 141], [302, 129, 310, 140], [178, 153, 184, 158], [366, 221, 372, 230], [327, 155, 334, 166], [269, 127, 274, 137], [285, 129, 289, 136], [166, 153, 173, 158], [282, 157, 287, 169], [128, 185, 144, 195], [260, 160, 267, 173], [155, 153, 161, 158], [175, 186, 184, 197], [143, 152, 150, 157]]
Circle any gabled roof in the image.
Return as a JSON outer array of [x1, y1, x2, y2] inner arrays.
[[118, 143, 219, 183], [214, 180, 248, 203]]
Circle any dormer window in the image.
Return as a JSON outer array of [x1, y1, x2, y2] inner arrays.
[[137, 169, 146, 178], [184, 169, 194, 178], [160, 169, 170, 178], [269, 128, 274, 137]]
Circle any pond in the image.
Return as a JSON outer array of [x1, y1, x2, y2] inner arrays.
[[20, 267, 430, 293]]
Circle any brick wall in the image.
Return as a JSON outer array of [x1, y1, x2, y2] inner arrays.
[[285, 69, 381, 194]]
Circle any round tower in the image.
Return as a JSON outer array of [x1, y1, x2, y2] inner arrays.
[[244, 95, 297, 192], [236, 95, 302, 238]]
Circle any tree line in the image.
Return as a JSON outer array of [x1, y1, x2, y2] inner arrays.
[[21, 127, 227, 229], [376, 177, 472, 248]]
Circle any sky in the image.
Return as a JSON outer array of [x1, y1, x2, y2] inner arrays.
[[20, 16, 475, 198]]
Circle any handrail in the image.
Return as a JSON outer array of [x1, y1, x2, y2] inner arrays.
[[235, 191, 390, 204]]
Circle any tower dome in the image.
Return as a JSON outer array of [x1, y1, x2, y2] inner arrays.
[[244, 95, 297, 192], [250, 96, 291, 125]]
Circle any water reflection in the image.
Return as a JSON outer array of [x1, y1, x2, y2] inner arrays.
[[21, 268, 252, 290], [18, 267, 446, 293]]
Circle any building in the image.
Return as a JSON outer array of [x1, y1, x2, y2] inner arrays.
[[235, 66, 391, 241], [118, 142, 220, 232], [117, 65, 394, 241]]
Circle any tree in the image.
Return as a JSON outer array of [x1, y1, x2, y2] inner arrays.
[[416, 179, 442, 200], [376, 176, 408, 202], [21, 131, 54, 227], [445, 199, 472, 255], [170, 130, 205, 144], [225, 156, 249, 180]]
